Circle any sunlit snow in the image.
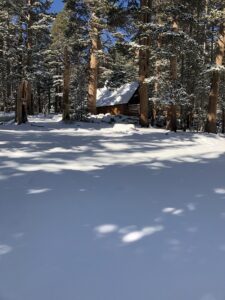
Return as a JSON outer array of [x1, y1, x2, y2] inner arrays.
[[0, 115, 225, 300]]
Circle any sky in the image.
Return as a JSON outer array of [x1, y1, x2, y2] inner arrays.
[[50, 0, 64, 12]]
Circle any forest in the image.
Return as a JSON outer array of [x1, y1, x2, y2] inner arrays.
[[0, 0, 224, 132], [1, 1, 225, 300]]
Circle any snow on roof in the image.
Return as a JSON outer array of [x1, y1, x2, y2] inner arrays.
[[96, 82, 139, 107]]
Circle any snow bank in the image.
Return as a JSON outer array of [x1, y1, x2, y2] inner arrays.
[[0, 112, 15, 122], [112, 123, 136, 132], [87, 113, 139, 124]]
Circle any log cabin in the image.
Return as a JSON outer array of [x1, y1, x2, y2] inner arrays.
[[96, 82, 140, 116]]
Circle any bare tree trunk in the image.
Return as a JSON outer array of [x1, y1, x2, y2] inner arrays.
[[167, 19, 178, 132], [16, 80, 28, 124], [54, 65, 60, 113], [170, 56, 177, 81], [149, 101, 156, 126], [222, 107, 225, 134], [26, 81, 33, 114], [16, 85, 23, 124], [63, 46, 70, 121], [48, 88, 51, 114], [6, 60, 11, 100], [180, 53, 185, 84], [1, 36, 7, 111], [26, 0, 34, 115], [139, 0, 151, 127], [203, 0, 209, 63], [88, 14, 98, 115], [206, 16, 225, 133], [55, 94, 58, 113], [210, 24, 214, 64], [166, 103, 177, 132], [170, 19, 178, 81], [154, 29, 162, 96], [37, 85, 42, 113], [6, 14, 11, 106], [26, 83, 33, 115]]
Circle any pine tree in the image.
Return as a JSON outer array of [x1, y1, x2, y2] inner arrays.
[[205, 5, 225, 133], [87, 11, 99, 114], [138, 0, 151, 127], [62, 46, 71, 120]]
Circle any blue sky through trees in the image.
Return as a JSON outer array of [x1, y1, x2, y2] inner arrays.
[[50, 0, 64, 12]]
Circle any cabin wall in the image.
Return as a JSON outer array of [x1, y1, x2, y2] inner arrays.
[[128, 104, 140, 116], [97, 104, 140, 116], [97, 104, 129, 115]]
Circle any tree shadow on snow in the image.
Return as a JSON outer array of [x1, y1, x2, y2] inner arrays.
[[0, 124, 225, 300]]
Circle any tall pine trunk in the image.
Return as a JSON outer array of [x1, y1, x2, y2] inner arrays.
[[6, 14, 11, 106], [205, 15, 225, 133], [170, 19, 178, 81], [62, 46, 70, 121], [37, 84, 41, 113], [154, 23, 162, 97], [222, 107, 225, 134], [167, 19, 178, 132], [48, 88, 51, 114], [26, 0, 34, 115], [16, 80, 28, 124], [203, 0, 209, 63], [139, 0, 151, 127], [166, 103, 177, 132], [88, 14, 98, 115]]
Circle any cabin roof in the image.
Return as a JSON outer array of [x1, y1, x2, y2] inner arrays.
[[96, 82, 139, 108]]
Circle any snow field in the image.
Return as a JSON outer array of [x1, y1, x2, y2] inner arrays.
[[0, 116, 225, 300]]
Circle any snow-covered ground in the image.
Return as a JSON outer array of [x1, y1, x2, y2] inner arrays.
[[0, 115, 225, 300], [0, 112, 15, 123]]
